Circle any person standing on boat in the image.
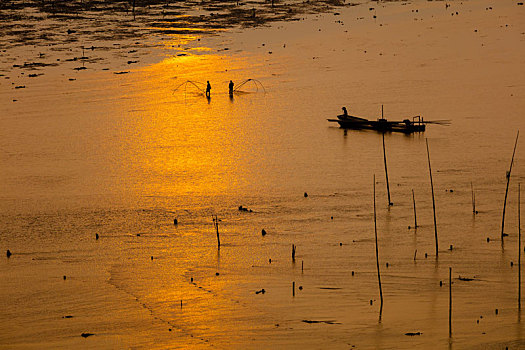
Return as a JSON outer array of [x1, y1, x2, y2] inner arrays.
[[228, 80, 234, 96], [342, 106, 349, 117], [206, 81, 211, 98]]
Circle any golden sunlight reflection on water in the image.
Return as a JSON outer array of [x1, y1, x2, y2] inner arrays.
[[112, 51, 272, 200], [3, 0, 525, 349]]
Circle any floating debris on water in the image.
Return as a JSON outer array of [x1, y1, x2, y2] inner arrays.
[[302, 320, 340, 325], [405, 332, 422, 336], [458, 276, 476, 281]]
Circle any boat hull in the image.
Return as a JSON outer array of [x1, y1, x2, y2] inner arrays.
[[328, 116, 426, 134]]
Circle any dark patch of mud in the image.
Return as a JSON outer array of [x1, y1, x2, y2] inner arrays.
[[0, 0, 356, 74]]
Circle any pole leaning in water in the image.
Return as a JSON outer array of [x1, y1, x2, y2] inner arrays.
[[373, 174, 384, 317], [382, 133, 393, 206], [412, 189, 417, 229], [501, 130, 519, 240], [471, 182, 476, 214], [449, 267, 452, 337], [519, 183, 522, 310], [213, 215, 221, 249], [426, 139, 439, 257]]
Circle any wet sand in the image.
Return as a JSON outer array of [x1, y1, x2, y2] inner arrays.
[[2, 0, 525, 349]]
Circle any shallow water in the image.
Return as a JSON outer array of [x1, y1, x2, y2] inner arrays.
[[2, 0, 525, 348]]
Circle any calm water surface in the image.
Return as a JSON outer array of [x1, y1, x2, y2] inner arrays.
[[1, 0, 525, 348]]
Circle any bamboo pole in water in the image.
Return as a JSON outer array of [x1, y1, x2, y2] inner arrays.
[[449, 267, 452, 337], [382, 133, 393, 206], [412, 189, 418, 229], [213, 215, 221, 249], [373, 175, 384, 315], [471, 182, 475, 214], [519, 183, 522, 310], [502, 131, 519, 240], [426, 139, 439, 257]]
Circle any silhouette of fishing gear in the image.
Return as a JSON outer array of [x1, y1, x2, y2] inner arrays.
[[173, 79, 266, 97], [173, 80, 206, 95], [420, 119, 451, 125], [233, 78, 266, 93]]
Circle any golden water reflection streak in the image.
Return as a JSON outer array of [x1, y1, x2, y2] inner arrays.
[[118, 51, 258, 198]]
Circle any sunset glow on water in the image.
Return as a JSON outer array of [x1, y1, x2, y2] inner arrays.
[[1, 0, 525, 348]]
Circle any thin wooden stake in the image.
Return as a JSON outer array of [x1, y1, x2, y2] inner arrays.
[[502, 130, 519, 240], [213, 215, 220, 249], [519, 183, 522, 310], [382, 133, 393, 206], [426, 139, 439, 257], [471, 182, 476, 214], [292, 281, 295, 297], [292, 244, 296, 261], [412, 189, 417, 229], [449, 267, 452, 337], [373, 174, 384, 316]]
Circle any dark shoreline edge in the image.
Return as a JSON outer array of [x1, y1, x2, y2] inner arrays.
[[0, 0, 358, 74]]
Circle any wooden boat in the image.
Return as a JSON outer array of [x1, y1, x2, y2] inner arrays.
[[328, 114, 427, 134]]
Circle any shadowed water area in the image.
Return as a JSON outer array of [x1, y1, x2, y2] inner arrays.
[[1, 0, 525, 349]]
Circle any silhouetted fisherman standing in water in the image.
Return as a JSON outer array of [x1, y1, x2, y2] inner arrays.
[[229, 80, 234, 96], [206, 81, 211, 98]]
